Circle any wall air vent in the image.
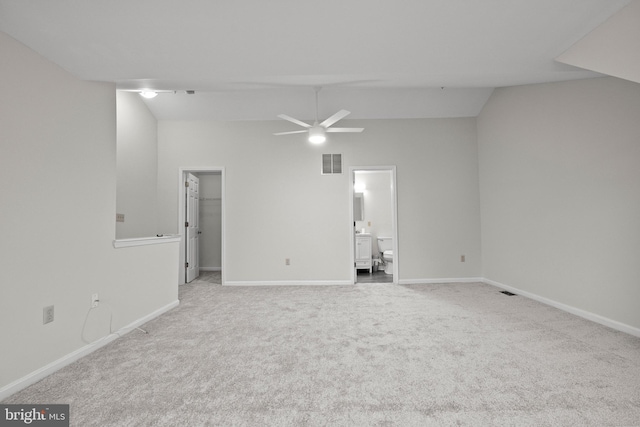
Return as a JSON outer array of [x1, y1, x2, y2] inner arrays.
[[322, 154, 342, 175]]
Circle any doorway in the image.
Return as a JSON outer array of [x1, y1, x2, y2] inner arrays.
[[178, 167, 225, 285], [350, 166, 398, 284]]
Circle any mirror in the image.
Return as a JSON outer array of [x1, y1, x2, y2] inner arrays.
[[354, 192, 364, 221]]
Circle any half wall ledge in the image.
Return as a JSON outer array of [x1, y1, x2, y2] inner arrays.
[[113, 235, 181, 248]]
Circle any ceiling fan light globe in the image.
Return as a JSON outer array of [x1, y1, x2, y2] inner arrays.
[[309, 135, 326, 144], [308, 126, 326, 144]]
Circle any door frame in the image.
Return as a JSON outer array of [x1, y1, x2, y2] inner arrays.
[[178, 167, 226, 285], [349, 166, 399, 284]]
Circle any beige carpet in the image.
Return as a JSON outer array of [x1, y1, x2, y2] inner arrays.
[[4, 277, 640, 426]]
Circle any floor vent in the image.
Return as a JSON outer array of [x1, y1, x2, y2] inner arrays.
[[500, 290, 517, 296]]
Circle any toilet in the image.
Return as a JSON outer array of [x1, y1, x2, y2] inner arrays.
[[376, 237, 393, 275]]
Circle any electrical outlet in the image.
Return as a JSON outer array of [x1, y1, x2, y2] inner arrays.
[[43, 306, 54, 324], [91, 293, 99, 308], [285, 258, 290, 266], [368, 221, 372, 227], [461, 255, 466, 262]]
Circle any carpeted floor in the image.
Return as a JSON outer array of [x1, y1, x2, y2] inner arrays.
[[4, 276, 640, 426]]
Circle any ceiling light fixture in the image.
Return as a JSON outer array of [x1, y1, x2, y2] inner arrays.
[[308, 126, 326, 144], [139, 90, 158, 99]]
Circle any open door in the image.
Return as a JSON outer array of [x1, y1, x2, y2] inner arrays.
[[185, 173, 200, 283]]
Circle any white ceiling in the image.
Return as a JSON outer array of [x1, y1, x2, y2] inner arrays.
[[0, 0, 631, 120]]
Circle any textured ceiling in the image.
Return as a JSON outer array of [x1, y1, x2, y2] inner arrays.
[[0, 0, 631, 120]]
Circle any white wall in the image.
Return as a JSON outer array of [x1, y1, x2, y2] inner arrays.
[[0, 32, 179, 396], [157, 118, 482, 284], [116, 91, 159, 238], [478, 77, 640, 330], [557, 0, 640, 86]]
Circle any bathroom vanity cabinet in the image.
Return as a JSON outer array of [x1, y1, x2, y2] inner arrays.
[[355, 234, 372, 273]]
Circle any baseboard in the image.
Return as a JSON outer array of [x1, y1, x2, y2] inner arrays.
[[398, 277, 483, 285], [224, 280, 352, 286], [225, 278, 484, 287], [0, 300, 179, 401], [483, 278, 640, 338], [199, 267, 221, 272]]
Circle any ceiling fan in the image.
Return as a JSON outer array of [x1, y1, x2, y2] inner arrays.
[[274, 87, 364, 144]]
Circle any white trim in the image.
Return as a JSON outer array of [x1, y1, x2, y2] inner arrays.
[[178, 167, 226, 286], [224, 280, 352, 287], [483, 278, 640, 338], [0, 300, 179, 401], [113, 235, 181, 248], [199, 267, 222, 272], [398, 277, 483, 285]]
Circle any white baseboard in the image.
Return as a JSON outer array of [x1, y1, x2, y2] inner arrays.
[[398, 277, 483, 285], [483, 278, 640, 338], [224, 280, 352, 286], [199, 267, 221, 272], [225, 278, 484, 287], [0, 300, 179, 401]]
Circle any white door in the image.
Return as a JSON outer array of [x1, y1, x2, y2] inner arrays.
[[186, 173, 200, 283]]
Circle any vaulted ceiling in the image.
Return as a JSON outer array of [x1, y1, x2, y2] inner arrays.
[[0, 0, 633, 120]]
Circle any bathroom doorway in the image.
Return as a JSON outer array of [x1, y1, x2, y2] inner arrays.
[[350, 166, 398, 284]]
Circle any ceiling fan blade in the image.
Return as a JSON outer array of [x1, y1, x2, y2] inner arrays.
[[273, 130, 308, 136], [325, 127, 364, 133], [320, 109, 351, 128], [277, 114, 311, 128]]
